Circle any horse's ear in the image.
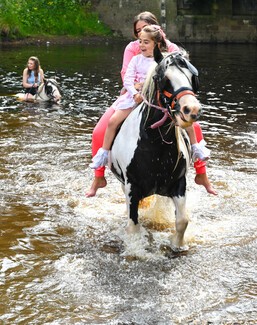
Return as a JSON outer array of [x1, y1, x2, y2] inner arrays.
[[154, 44, 163, 64]]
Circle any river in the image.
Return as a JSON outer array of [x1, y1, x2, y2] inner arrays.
[[0, 42, 256, 324]]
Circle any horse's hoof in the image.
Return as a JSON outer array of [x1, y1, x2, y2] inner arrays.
[[171, 244, 189, 253], [126, 221, 140, 234]]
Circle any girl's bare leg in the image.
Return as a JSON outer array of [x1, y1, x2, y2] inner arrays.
[[192, 123, 217, 195], [103, 108, 132, 150], [86, 107, 115, 198], [195, 173, 218, 195], [85, 176, 107, 197], [86, 108, 132, 197]]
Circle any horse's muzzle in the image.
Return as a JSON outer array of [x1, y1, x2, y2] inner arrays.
[[182, 105, 202, 121], [175, 106, 202, 128], [190, 111, 202, 121], [54, 95, 61, 103]]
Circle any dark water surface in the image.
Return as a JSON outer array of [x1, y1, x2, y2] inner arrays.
[[0, 42, 256, 324]]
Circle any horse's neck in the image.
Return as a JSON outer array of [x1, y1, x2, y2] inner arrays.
[[36, 85, 48, 100], [140, 103, 176, 144]]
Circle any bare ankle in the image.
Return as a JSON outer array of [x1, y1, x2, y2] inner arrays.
[[195, 174, 218, 196], [85, 177, 107, 198]]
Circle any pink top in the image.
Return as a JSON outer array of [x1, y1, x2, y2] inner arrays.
[[112, 54, 154, 110], [121, 39, 180, 81], [123, 54, 154, 97]]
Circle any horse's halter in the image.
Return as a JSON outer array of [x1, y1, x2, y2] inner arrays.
[[150, 52, 200, 129]]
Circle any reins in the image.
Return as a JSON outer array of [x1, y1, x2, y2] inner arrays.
[[141, 87, 195, 130], [35, 83, 45, 100], [141, 54, 196, 130]]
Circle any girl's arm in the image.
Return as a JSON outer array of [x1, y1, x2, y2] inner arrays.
[[22, 68, 31, 88], [120, 41, 140, 82], [166, 40, 180, 53], [123, 56, 138, 97]]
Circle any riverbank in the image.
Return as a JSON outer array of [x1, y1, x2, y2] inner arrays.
[[0, 35, 125, 47]]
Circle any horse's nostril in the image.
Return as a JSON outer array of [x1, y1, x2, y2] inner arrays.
[[183, 106, 190, 115]]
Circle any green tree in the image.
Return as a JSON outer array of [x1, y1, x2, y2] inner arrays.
[[0, 0, 111, 41]]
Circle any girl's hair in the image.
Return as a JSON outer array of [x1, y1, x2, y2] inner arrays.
[[133, 11, 159, 38], [141, 25, 168, 52], [27, 56, 41, 80]]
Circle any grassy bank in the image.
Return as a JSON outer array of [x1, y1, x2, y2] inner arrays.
[[0, 0, 112, 41]]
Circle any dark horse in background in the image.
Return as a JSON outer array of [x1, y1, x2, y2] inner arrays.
[[110, 46, 201, 252]]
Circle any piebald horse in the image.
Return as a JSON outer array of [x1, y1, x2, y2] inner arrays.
[[15, 78, 61, 103], [110, 47, 201, 252]]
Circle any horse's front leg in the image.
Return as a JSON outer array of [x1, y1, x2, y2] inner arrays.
[[171, 194, 189, 251], [124, 186, 141, 234]]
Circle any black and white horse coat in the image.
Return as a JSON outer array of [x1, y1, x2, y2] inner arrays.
[[15, 78, 61, 103], [110, 47, 201, 251]]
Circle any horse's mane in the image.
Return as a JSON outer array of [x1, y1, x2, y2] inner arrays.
[[177, 46, 189, 60], [37, 78, 61, 94], [48, 78, 61, 93], [141, 60, 157, 102], [37, 82, 44, 93], [141, 48, 190, 104]]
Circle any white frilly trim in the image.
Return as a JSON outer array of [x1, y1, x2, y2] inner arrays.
[[191, 139, 211, 162], [89, 148, 109, 169]]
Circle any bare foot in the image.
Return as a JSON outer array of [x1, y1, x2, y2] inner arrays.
[[195, 173, 218, 195], [85, 176, 107, 197]]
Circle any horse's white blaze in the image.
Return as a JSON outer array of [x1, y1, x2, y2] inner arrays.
[[165, 66, 192, 90], [165, 65, 201, 128], [179, 94, 201, 110]]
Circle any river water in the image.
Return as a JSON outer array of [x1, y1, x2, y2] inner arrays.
[[0, 42, 256, 324]]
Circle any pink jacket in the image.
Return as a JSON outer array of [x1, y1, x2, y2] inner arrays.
[[121, 39, 180, 81], [124, 55, 154, 97]]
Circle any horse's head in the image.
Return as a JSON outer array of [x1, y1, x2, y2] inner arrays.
[[153, 46, 201, 128], [42, 78, 62, 103]]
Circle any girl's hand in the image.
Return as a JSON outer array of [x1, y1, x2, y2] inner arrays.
[[120, 87, 127, 95], [133, 93, 142, 104], [134, 82, 143, 91]]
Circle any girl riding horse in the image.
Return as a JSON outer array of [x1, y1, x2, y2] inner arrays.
[[90, 25, 209, 170], [86, 11, 217, 197]]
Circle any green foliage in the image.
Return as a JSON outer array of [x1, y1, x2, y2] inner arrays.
[[0, 0, 112, 40], [0, 0, 25, 39]]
